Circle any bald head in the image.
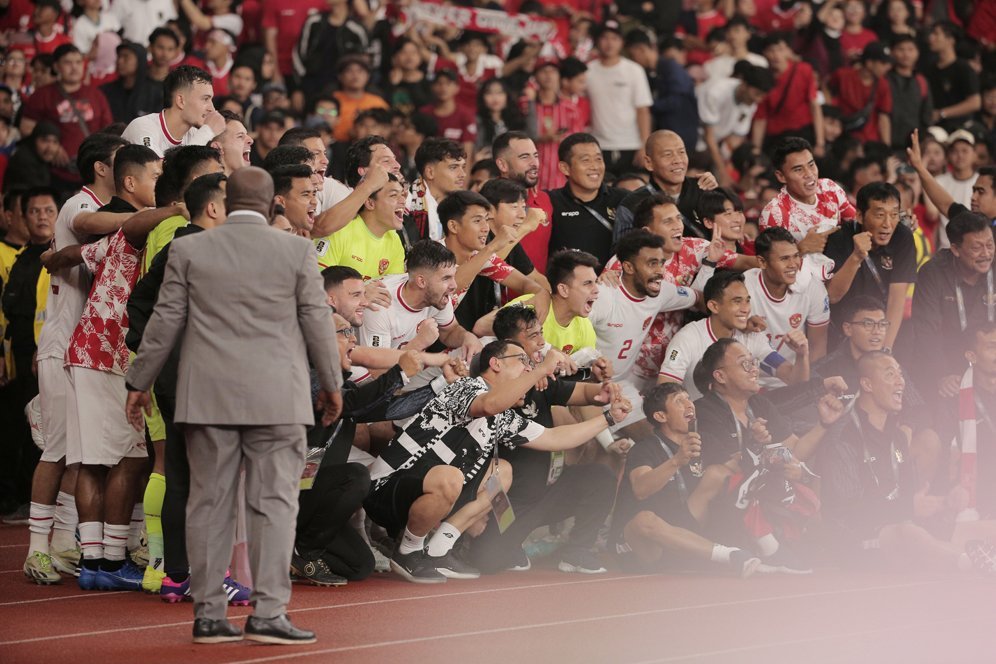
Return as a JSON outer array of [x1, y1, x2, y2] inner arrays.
[[225, 166, 274, 217], [644, 130, 688, 185], [646, 130, 683, 156], [857, 350, 897, 380]]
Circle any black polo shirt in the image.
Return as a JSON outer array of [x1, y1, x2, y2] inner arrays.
[[824, 221, 917, 335], [693, 390, 793, 468], [614, 176, 710, 241], [547, 184, 628, 268]]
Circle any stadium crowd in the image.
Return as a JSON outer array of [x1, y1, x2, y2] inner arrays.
[[2, 0, 996, 646]]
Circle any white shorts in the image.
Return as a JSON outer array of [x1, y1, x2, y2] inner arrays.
[[612, 379, 647, 433], [37, 358, 70, 463], [66, 366, 146, 466]]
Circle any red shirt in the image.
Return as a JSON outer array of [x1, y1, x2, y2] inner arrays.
[[751, 0, 802, 33], [261, 0, 325, 76], [521, 187, 553, 273], [839, 29, 878, 64], [21, 83, 113, 158], [0, 0, 34, 31], [828, 67, 893, 143], [534, 94, 590, 191], [676, 10, 727, 65], [754, 62, 817, 137], [419, 103, 477, 146]]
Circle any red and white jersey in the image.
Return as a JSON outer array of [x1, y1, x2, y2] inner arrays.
[[65, 230, 141, 376], [36, 187, 105, 362], [121, 111, 217, 158], [450, 251, 513, 309], [659, 318, 786, 400], [759, 179, 856, 241], [587, 280, 696, 382], [359, 274, 456, 350], [604, 239, 736, 380], [742, 268, 829, 364]]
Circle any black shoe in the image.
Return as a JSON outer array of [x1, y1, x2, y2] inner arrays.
[[505, 548, 532, 572], [390, 549, 446, 584], [557, 547, 607, 574], [728, 548, 762, 579], [758, 545, 813, 575], [244, 614, 317, 645], [291, 552, 348, 587], [192, 618, 243, 644], [430, 550, 481, 580]]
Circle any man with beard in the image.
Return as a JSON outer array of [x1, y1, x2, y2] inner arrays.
[[493, 131, 553, 272]]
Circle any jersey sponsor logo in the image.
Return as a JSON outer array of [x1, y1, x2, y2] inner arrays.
[[378, 258, 390, 275], [561, 211, 580, 217], [607, 322, 624, 328], [642, 316, 652, 330], [676, 287, 689, 297], [880, 255, 893, 270], [350, 254, 366, 263], [789, 313, 803, 328], [315, 239, 328, 255]]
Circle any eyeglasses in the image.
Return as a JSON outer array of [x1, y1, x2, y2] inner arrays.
[[725, 357, 760, 373], [317, 108, 339, 117], [849, 319, 891, 331], [497, 353, 534, 368], [335, 327, 355, 339]]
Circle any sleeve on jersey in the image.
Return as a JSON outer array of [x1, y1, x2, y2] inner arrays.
[[434, 299, 456, 328], [316, 233, 344, 269], [833, 183, 857, 221], [718, 247, 738, 268], [481, 254, 514, 282], [659, 282, 697, 313], [757, 200, 779, 230], [80, 234, 112, 273], [358, 308, 392, 349], [500, 415, 547, 449], [806, 279, 831, 326], [658, 337, 690, 381]]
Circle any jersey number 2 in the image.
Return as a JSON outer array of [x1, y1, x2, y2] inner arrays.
[[617, 339, 633, 360]]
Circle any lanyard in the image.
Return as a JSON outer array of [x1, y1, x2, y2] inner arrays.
[[864, 255, 887, 299], [974, 392, 996, 435], [849, 408, 901, 501], [728, 401, 757, 454], [653, 433, 688, 503], [955, 269, 995, 331], [580, 202, 613, 233]]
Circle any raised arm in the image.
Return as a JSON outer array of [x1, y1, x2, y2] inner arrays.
[[907, 128, 957, 219], [312, 165, 389, 238]]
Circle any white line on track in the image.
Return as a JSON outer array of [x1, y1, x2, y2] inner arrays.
[[0, 591, 129, 606]]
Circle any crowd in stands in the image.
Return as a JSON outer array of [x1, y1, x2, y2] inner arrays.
[[3, 0, 996, 638]]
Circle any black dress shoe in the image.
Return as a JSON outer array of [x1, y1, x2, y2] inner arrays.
[[244, 614, 317, 645], [192, 618, 243, 644]]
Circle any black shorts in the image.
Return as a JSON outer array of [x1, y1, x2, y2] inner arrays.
[[363, 467, 487, 537]]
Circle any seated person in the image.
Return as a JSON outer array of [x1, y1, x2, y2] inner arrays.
[[613, 383, 762, 578], [364, 342, 630, 584]]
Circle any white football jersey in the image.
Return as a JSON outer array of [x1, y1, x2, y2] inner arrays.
[[588, 281, 696, 382], [318, 176, 352, 214], [358, 274, 456, 350], [659, 318, 787, 400], [742, 268, 829, 364], [122, 111, 217, 158]]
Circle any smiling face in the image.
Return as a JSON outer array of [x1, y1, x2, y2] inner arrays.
[[624, 246, 667, 297], [508, 319, 546, 360], [644, 202, 684, 254], [862, 354, 905, 413], [704, 199, 744, 243], [492, 196, 527, 232], [327, 277, 368, 327], [217, 120, 252, 173], [776, 149, 819, 203], [709, 280, 752, 332], [367, 143, 402, 178], [646, 133, 689, 187], [447, 204, 492, 252], [655, 389, 696, 436], [179, 80, 216, 128], [842, 307, 887, 353], [952, 229, 996, 277], [498, 137, 540, 188], [759, 239, 801, 287], [561, 141, 605, 194], [25, 194, 57, 244], [715, 341, 760, 395], [427, 156, 467, 195], [365, 179, 406, 234]]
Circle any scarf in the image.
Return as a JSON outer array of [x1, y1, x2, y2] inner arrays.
[[406, 177, 430, 241], [958, 366, 981, 521]]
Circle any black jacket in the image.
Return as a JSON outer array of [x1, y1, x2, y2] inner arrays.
[[101, 43, 164, 125], [1, 242, 46, 357]]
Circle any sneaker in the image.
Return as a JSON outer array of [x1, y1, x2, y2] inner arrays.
[[430, 550, 481, 580], [390, 549, 447, 584], [2, 503, 29, 525], [50, 546, 81, 577], [558, 548, 607, 574], [78, 566, 99, 590], [966, 540, 996, 575], [506, 548, 532, 572], [160, 575, 192, 603], [291, 552, 348, 587], [142, 565, 167, 593], [729, 548, 762, 579], [23, 552, 62, 585], [223, 574, 252, 606], [757, 546, 813, 575], [95, 560, 144, 591]]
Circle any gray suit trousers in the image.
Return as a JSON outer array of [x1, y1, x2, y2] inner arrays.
[[184, 423, 306, 620]]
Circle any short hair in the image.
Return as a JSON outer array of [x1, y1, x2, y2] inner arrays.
[[415, 138, 466, 176], [114, 143, 160, 191], [183, 172, 226, 220], [52, 44, 81, 62], [492, 130, 532, 161], [856, 182, 900, 215], [615, 229, 666, 265], [76, 133, 129, 185], [698, 189, 736, 221], [642, 382, 689, 421], [355, 107, 393, 127], [270, 164, 313, 197], [439, 190, 492, 231], [407, 239, 457, 273], [558, 132, 600, 163], [478, 339, 514, 374], [633, 193, 678, 229], [322, 265, 363, 290], [977, 166, 996, 190], [278, 126, 322, 147], [344, 135, 391, 188], [218, 108, 243, 125], [408, 111, 438, 138], [547, 249, 600, 289], [149, 26, 180, 48], [3, 190, 21, 214], [703, 270, 745, 305], [891, 33, 917, 49], [694, 337, 739, 394], [560, 56, 588, 80], [163, 65, 213, 108], [857, 349, 896, 380], [478, 177, 526, 207], [947, 211, 992, 246], [262, 145, 311, 172], [931, 20, 961, 41], [157, 145, 221, 205], [493, 305, 539, 341], [753, 226, 797, 259], [20, 186, 58, 217], [842, 295, 886, 322], [771, 136, 814, 171]]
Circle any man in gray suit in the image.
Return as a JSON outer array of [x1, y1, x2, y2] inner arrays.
[[125, 167, 343, 645]]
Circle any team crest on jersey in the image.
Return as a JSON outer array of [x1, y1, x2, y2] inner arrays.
[[315, 240, 328, 255], [789, 313, 803, 328], [378, 258, 390, 275], [676, 287, 689, 297], [607, 207, 616, 220], [562, 344, 574, 353], [142, 137, 151, 148], [880, 255, 893, 270], [642, 316, 652, 330]]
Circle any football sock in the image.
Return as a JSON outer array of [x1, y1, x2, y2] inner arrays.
[[79, 521, 103, 568], [398, 528, 426, 555], [51, 491, 78, 552], [127, 503, 144, 551], [103, 522, 129, 569], [710, 544, 735, 564], [757, 533, 780, 557], [143, 473, 166, 568], [426, 522, 461, 557], [28, 502, 55, 555]]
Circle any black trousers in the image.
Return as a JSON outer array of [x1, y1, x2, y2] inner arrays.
[[0, 352, 40, 508], [156, 389, 191, 580], [469, 463, 617, 574], [296, 462, 374, 581]]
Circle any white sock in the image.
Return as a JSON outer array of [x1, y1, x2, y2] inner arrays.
[[103, 523, 129, 562], [127, 503, 144, 551], [398, 528, 426, 555], [79, 521, 103, 561], [51, 491, 78, 551], [757, 533, 780, 557], [426, 522, 461, 557], [958, 552, 973, 573], [28, 503, 55, 555], [710, 544, 735, 564]]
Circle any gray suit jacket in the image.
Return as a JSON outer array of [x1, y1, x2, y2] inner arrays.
[[127, 211, 341, 426]]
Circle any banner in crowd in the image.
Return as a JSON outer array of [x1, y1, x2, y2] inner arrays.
[[398, 1, 559, 42]]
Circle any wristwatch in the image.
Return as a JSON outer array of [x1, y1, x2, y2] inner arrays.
[[603, 409, 617, 426], [702, 258, 718, 268]]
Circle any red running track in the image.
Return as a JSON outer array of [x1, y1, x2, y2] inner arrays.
[[0, 522, 993, 663]]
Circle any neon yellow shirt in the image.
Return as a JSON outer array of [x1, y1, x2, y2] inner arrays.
[[507, 294, 597, 354], [313, 216, 406, 279], [143, 215, 188, 272]]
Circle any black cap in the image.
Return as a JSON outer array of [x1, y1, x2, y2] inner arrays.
[[861, 42, 892, 64]]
